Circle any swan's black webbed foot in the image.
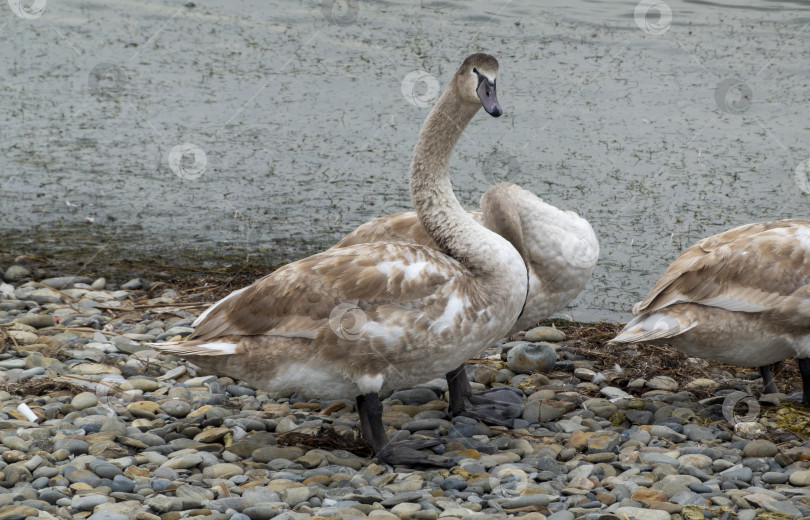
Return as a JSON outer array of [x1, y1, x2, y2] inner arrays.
[[375, 438, 454, 468], [356, 393, 454, 467], [445, 364, 524, 427]]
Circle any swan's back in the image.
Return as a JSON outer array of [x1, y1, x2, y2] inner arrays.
[[334, 211, 483, 250], [612, 219, 810, 364]]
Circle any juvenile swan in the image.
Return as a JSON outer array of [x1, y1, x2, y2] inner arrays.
[[611, 219, 810, 404], [334, 182, 599, 424], [152, 54, 527, 466]]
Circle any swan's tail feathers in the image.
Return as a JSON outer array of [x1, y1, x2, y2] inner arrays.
[[610, 312, 698, 344], [149, 340, 239, 357]]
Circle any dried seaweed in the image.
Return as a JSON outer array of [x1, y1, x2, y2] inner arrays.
[[540, 320, 802, 397], [2, 378, 86, 397], [276, 425, 373, 457]]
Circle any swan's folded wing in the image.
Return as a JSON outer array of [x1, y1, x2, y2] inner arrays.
[[633, 219, 810, 316], [188, 242, 463, 341], [333, 212, 435, 249]]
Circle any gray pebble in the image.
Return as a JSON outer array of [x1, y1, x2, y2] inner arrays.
[[506, 342, 557, 374], [389, 388, 439, 405], [121, 278, 143, 290], [160, 398, 191, 417], [71, 494, 110, 511]]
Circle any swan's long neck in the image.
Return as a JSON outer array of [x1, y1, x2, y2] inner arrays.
[[409, 84, 509, 275]]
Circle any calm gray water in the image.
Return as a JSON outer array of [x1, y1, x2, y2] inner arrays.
[[2, 0, 809, 321]]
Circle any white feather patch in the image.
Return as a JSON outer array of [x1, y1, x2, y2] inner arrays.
[[431, 295, 464, 333], [356, 374, 384, 394], [376, 260, 434, 280], [195, 342, 238, 355]]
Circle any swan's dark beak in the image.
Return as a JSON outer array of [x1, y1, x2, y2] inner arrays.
[[477, 78, 502, 117]]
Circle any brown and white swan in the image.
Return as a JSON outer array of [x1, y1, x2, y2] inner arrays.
[[152, 54, 527, 466], [332, 182, 599, 424], [611, 219, 810, 404]]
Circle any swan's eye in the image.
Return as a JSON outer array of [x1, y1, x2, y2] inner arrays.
[[472, 67, 478, 74]]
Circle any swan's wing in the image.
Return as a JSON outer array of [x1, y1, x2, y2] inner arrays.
[[187, 242, 466, 342], [332, 210, 484, 250], [633, 219, 810, 317], [333, 212, 435, 249]]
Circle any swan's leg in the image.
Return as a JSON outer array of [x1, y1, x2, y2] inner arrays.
[[356, 392, 454, 467], [445, 364, 523, 427], [799, 359, 810, 406], [760, 365, 779, 394]]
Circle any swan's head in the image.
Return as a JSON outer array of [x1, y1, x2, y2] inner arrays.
[[455, 53, 502, 117]]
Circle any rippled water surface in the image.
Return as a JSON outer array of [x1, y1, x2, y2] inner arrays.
[[2, 0, 809, 321]]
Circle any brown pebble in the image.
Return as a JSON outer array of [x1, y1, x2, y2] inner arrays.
[[292, 402, 320, 410], [2, 450, 26, 463], [322, 401, 347, 415], [389, 404, 419, 416], [595, 491, 616, 505], [125, 466, 150, 478], [261, 403, 291, 418], [567, 430, 595, 451], [303, 475, 331, 485], [631, 488, 668, 503]]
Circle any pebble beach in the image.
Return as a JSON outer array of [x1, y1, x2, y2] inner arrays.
[[2, 265, 810, 520]]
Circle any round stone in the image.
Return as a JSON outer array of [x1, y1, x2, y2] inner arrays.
[[789, 470, 810, 486], [160, 399, 191, 418], [506, 342, 557, 374], [4, 265, 31, 281], [524, 326, 566, 342], [742, 439, 779, 458], [71, 392, 100, 410], [202, 463, 244, 480]]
